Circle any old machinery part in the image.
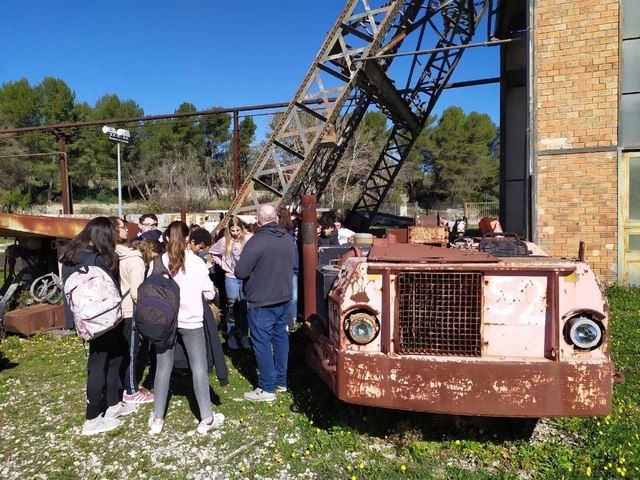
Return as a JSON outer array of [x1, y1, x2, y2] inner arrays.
[[396, 271, 482, 356], [564, 315, 604, 350], [344, 311, 380, 345], [477, 233, 532, 257], [30, 273, 63, 304]]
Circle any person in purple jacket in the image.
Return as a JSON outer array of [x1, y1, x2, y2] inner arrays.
[[208, 217, 253, 350]]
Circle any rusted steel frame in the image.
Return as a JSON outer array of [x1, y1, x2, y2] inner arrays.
[[0, 99, 333, 136], [51, 129, 72, 214], [220, 1, 405, 231], [0, 213, 88, 239], [334, 352, 613, 417], [300, 195, 318, 320], [547, 271, 560, 361], [233, 110, 240, 195], [352, 37, 518, 63], [349, 1, 492, 227], [367, 264, 576, 274], [381, 268, 391, 354]]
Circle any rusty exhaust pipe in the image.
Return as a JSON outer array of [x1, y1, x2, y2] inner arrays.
[[578, 241, 585, 262], [300, 195, 318, 320]]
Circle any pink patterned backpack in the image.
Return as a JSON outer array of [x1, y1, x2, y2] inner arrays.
[[63, 265, 123, 340]]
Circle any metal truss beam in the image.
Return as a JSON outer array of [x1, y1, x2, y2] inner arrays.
[[220, 0, 407, 222], [348, 0, 491, 229], [221, 1, 440, 225]]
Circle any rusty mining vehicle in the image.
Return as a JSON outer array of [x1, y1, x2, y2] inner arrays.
[[301, 199, 613, 418]]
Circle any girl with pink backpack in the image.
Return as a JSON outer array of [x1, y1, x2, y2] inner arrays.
[[61, 217, 137, 436]]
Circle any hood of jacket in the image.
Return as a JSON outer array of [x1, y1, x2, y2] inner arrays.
[[116, 243, 143, 261], [255, 221, 287, 238]]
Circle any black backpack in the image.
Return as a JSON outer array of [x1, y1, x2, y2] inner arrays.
[[135, 256, 180, 349]]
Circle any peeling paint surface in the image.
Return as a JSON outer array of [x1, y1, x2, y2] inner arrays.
[[307, 242, 613, 417]]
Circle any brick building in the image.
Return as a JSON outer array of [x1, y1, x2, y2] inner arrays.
[[499, 0, 637, 285]]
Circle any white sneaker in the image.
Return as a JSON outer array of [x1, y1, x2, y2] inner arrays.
[[276, 385, 287, 392], [104, 402, 138, 418], [243, 388, 276, 402], [227, 335, 239, 350], [240, 335, 251, 349], [148, 414, 164, 435], [81, 416, 121, 436], [196, 413, 225, 434]]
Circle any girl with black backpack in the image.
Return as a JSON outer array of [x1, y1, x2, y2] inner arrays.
[[148, 221, 225, 435], [61, 217, 137, 436]]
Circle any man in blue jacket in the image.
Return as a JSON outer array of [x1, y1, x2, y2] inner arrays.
[[235, 204, 296, 402]]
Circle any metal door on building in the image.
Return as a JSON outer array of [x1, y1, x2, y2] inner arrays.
[[620, 152, 640, 285]]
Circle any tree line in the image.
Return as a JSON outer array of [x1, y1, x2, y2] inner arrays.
[[0, 77, 499, 213]]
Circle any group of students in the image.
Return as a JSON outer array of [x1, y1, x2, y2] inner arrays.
[[61, 215, 225, 436], [60, 207, 348, 436]]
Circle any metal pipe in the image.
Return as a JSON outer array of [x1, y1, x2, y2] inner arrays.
[[57, 133, 72, 214], [0, 98, 334, 136], [300, 195, 318, 320], [233, 110, 240, 195], [116, 142, 123, 218], [351, 38, 519, 64]]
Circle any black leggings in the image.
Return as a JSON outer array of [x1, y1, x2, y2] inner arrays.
[[120, 317, 151, 394], [86, 322, 126, 420]]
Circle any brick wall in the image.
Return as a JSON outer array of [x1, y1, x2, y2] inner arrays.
[[535, 0, 619, 284]]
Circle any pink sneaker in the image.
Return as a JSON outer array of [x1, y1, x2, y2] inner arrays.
[[123, 388, 154, 404]]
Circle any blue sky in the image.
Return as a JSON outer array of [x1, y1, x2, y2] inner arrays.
[[0, 0, 500, 141]]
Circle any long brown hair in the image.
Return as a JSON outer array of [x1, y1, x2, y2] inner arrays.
[[131, 238, 163, 267], [224, 216, 249, 257], [164, 221, 189, 275], [60, 216, 118, 273]]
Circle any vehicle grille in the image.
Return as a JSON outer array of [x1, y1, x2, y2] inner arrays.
[[396, 272, 482, 356]]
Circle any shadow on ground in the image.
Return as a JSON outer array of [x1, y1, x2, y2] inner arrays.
[[0, 340, 18, 372]]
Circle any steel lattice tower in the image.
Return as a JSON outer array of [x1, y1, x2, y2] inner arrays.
[[220, 0, 492, 230]]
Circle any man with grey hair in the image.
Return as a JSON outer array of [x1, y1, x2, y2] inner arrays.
[[235, 204, 296, 401]]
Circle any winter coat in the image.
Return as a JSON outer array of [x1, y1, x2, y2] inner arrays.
[[234, 222, 296, 307], [115, 244, 145, 319], [318, 228, 340, 247]]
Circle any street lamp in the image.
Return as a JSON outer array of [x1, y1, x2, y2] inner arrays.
[[102, 126, 130, 218]]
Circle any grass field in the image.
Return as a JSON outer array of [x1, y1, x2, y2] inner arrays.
[[0, 287, 639, 479]]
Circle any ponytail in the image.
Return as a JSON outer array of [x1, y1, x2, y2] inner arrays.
[[164, 221, 189, 275]]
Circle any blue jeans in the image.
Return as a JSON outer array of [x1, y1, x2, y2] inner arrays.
[[248, 302, 290, 393], [225, 276, 247, 337]]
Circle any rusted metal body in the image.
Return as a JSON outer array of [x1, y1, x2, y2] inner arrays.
[[3, 303, 66, 336], [0, 213, 88, 239], [407, 226, 448, 246], [305, 237, 613, 417]]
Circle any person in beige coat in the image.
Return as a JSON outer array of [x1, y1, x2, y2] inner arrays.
[[110, 217, 154, 404]]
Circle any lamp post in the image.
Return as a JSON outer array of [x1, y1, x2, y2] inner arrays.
[[102, 126, 130, 218]]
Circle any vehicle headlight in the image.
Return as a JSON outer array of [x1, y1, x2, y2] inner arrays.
[[344, 312, 379, 345], [564, 315, 603, 350]]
